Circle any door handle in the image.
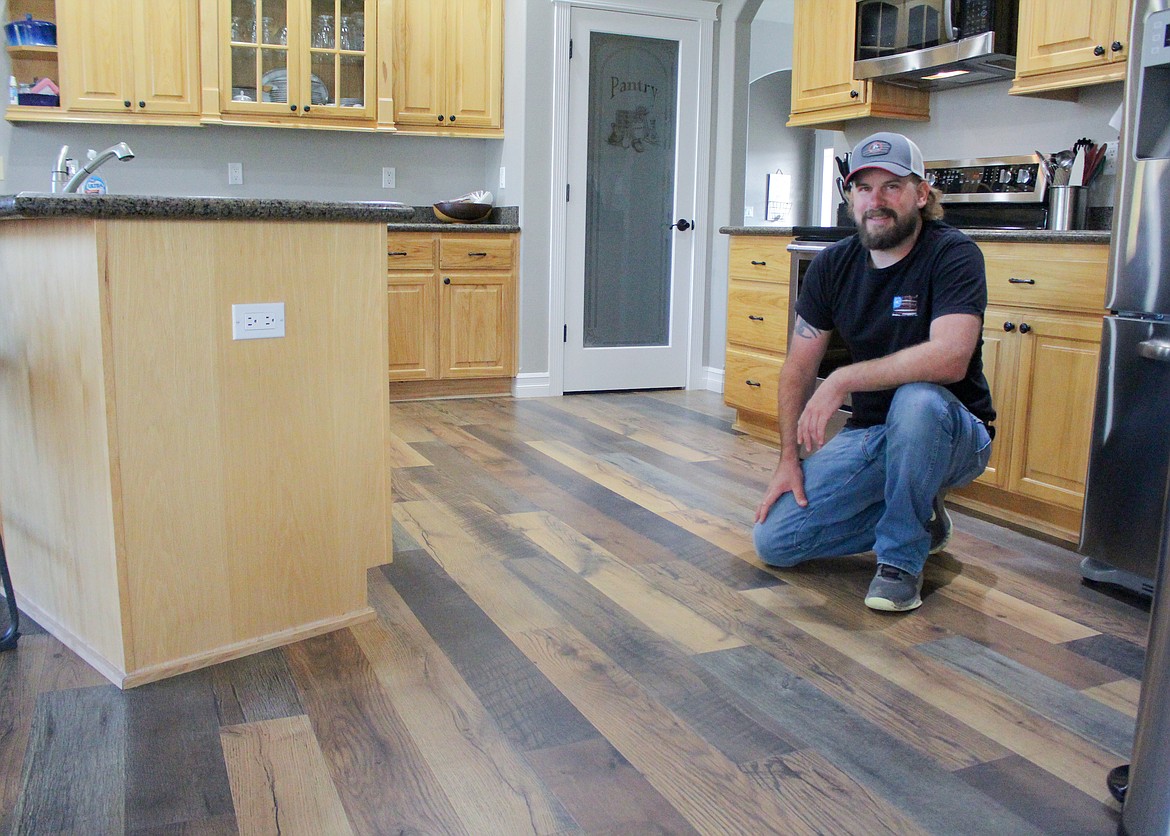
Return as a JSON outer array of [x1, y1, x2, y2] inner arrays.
[[1139, 339, 1170, 362], [670, 219, 693, 231]]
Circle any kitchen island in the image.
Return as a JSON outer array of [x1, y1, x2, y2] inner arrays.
[[0, 194, 413, 687]]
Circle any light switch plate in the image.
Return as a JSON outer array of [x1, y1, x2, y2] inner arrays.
[[232, 302, 285, 340]]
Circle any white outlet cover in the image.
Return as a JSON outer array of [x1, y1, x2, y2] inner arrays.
[[232, 302, 285, 340]]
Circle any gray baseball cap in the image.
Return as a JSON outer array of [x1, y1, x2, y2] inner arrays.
[[844, 132, 925, 186]]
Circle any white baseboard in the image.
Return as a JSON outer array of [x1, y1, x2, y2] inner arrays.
[[512, 372, 554, 399], [700, 365, 724, 393]]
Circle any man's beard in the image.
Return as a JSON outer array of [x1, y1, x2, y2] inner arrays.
[[856, 207, 920, 252]]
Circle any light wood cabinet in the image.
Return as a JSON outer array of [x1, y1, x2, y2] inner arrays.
[[57, 0, 201, 119], [387, 231, 518, 398], [391, 0, 503, 135], [4, 0, 61, 121], [1010, 0, 1132, 96], [216, 0, 376, 125], [952, 241, 1109, 543], [787, 0, 930, 128], [723, 235, 794, 441]]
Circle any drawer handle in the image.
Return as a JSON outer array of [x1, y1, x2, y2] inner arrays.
[[388, 251, 408, 257], [748, 315, 765, 321], [751, 260, 767, 266], [468, 252, 488, 257], [745, 379, 761, 387], [1008, 277, 1036, 284]]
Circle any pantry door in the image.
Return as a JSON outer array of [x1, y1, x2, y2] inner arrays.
[[561, 6, 704, 392]]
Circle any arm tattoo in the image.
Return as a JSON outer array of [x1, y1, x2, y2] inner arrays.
[[793, 315, 824, 340]]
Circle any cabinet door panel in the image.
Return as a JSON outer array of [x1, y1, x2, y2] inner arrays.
[[790, 0, 863, 114], [1015, 0, 1117, 76], [392, 0, 445, 125], [727, 283, 790, 354], [446, 0, 503, 128], [133, 0, 200, 114], [975, 309, 1020, 489], [1008, 314, 1101, 508], [58, 0, 132, 112], [728, 237, 792, 285], [724, 348, 782, 417], [439, 272, 515, 378], [388, 274, 436, 380]]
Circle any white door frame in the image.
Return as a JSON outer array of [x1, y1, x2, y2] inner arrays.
[[547, 0, 717, 396]]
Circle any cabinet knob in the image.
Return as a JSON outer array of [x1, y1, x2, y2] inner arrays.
[[850, 89, 859, 98], [1112, 41, 1124, 52], [123, 100, 131, 108], [1019, 322, 1032, 334], [1094, 44, 1106, 56], [138, 100, 145, 109], [748, 315, 765, 321], [450, 115, 456, 122], [745, 379, 761, 387], [290, 104, 298, 111], [438, 114, 445, 122], [1003, 321, 1015, 332], [443, 277, 451, 285], [304, 105, 311, 112]]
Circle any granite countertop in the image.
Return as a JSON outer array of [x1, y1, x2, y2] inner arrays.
[[0, 194, 520, 231], [719, 224, 1110, 245]]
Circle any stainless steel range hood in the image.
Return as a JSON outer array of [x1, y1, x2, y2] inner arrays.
[[853, 32, 1016, 90]]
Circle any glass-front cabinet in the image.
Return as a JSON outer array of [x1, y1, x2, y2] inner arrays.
[[219, 0, 374, 122]]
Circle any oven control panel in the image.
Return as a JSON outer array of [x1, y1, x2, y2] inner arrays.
[[924, 155, 1047, 203]]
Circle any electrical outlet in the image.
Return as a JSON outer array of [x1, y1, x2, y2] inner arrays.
[[499, 166, 506, 189], [744, 205, 754, 218], [232, 303, 285, 340], [382, 166, 396, 188], [1103, 140, 1119, 176], [228, 162, 243, 185]]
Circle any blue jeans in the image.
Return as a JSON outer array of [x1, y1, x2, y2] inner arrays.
[[753, 382, 992, 577]]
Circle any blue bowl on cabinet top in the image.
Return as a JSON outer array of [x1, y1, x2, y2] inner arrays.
[[4, 14, 57, 47]]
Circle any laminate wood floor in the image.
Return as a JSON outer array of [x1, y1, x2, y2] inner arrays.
[[0, 391, 1149, 834]]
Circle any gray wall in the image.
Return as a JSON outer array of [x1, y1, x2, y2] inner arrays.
[[0, 0, 1130, 389]]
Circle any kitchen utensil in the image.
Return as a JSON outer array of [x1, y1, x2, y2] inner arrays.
[[433, 201, 493, 223], [1034, 150, 1054, 183]]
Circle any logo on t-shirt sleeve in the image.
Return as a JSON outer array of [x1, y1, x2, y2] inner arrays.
[[891, 295, 919, 317]]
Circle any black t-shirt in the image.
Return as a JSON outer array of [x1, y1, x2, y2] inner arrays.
[[795, 220, 996, 431]]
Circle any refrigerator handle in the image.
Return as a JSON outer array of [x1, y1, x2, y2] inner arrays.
[[1138, 339, 1170, 362]]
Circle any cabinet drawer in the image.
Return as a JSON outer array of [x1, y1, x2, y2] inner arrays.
[[728, 236, 793, 285], [981, 242, 1108, 313], [727, 282, 790, 353], [724, 348, 782, 417], [439, 235, 515, 270], [387, 234, 437, 270]]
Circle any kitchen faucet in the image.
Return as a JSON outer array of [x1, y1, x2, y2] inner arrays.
[[57, 142, 135, 193]]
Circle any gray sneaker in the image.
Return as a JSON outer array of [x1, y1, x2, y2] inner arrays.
[[864, 563, 923, 612], [928, 493, 952, 555]]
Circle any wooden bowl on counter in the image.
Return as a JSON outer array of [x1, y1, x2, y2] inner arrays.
[[433, 201, 494, 223]]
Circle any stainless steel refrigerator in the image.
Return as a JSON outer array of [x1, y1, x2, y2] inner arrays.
[[1080, 1, 1170, 598], [1081, 4, 1170, 830]]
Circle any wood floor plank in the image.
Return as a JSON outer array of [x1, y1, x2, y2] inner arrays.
[[956, 754, 1120, 836], [528, 438, 691, 515], [505, 511, 745, 655], [209, 648, 304, 727], [1066, 632, 1147, 680], [0, 634, 47, 835], [284, 629, 469, 835], [522, 737, 699, 835], [1082, 678, 1141, 718], [358, 578, 578, 835], [696, 644, 1046, 836], [742, 748, 928, 836], [386, 430, 431, 469], [542, 395, 717, 462], [931, 569, 1099, 644], [124, 669, 237, 831], [381, 542, 598, 751], [645, 559, 1009, 770], [12, 685, 126, 833], [917, 635, 1135, 758], [506, 552, 799, 766], [514, 625, 823, 835], [34, 636, 110, 692], [743, 585, 1123, 802], [220, 715, 354, 836]]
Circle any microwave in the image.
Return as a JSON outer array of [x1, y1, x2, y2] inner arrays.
[[853, 0, 1019, 89]]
